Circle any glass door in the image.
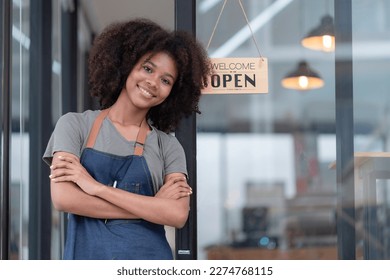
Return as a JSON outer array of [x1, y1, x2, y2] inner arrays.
[[196, 0, 337, 260], [196, 0, 390, 260], [351, 0, 390, 260]]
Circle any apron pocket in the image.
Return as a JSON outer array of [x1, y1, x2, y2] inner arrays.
[[120, 182, 142, 194]]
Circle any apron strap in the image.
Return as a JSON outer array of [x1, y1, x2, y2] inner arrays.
[[133, 119, 149, 156], [86, 109, 149, 156], [85, 109, 110, 148]]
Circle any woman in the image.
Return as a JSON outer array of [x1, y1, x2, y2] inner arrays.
[[43, 18, 211, 260]]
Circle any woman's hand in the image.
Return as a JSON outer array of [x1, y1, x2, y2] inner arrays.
[[155, 175, 192, 200], [50, 153, 104, 196]]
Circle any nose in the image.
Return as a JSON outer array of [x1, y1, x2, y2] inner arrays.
[[146, 77, 157, 88]]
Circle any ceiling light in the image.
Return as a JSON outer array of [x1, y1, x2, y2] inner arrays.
[[301, 15, 335, 52], [281, 61, 324, 90]]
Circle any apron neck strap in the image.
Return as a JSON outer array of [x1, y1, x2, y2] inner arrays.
[[133, 119, 149, 156], [86, 109, 110, 148], [86, 109, 149, 156]]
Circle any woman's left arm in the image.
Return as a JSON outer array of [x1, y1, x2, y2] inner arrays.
[[92, 172, 191, 228]]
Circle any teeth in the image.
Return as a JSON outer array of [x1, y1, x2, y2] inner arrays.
[[140, 87, 154, 98]]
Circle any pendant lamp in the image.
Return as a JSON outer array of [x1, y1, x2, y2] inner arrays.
[[281, 61, 324, 90], [301, 15, 335, 52]]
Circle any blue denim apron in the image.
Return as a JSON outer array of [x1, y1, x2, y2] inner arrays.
[[63, 109, 173, 260]]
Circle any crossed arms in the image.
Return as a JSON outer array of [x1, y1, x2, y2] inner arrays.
[[49, 151, 192, 229]]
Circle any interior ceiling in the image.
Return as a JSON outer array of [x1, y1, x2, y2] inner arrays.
[[80, 0, 175, 34]]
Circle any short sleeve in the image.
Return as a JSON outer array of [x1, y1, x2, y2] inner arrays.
[[42, 113, 86, 166], [162, 134, 188, 178]]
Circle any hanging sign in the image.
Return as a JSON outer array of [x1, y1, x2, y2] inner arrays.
[[202, 57, 268, 94]]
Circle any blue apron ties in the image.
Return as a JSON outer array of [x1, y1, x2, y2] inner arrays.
[[63, 109, 173, 260]]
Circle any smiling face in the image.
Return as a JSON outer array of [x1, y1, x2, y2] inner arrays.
[[121, 51, 178, 112]]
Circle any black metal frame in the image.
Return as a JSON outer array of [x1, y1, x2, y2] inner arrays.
[[61, 1, 78, 113], [174, 0, 198, 260], [28, 0, 53, 259], [0, 0, 11, 261], [334, 0, 356, 260]]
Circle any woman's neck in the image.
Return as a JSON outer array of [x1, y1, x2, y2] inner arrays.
[[107, 105, 147, 127]]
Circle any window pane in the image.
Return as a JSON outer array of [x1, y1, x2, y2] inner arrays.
[[196, 0, 337, 260], [352, 0, 390, 259], [10, 0, 30, 260]]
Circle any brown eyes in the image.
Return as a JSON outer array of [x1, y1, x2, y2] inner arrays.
[[142, 65, 172, 86]]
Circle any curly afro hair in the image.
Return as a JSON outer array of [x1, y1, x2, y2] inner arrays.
[[88, 18, 211, 133]]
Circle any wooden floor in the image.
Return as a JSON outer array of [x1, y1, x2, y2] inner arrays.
[[207, 246, 338, 260]]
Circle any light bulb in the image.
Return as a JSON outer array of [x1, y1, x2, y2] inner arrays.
[[298, 76, 309, 89], [322, 35, 334, 51]]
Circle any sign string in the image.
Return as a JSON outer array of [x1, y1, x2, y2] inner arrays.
[[206, 0, 228, 51], [206, 0, 264, 60]]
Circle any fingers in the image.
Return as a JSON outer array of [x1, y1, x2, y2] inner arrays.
[[49, 174, 74, 183], [50, 161, 72, 170], [56, 155, 77, 164], [156, 188, 191, 199], [166, 176, 186, 184], [50, 155, 82, 183], [165, 177, 192, 192], [50, 156, 72, 172], [157, 176, 193, 199], [168, 176, 191, 188], [49, 164, 75, 182], [51, 155, 82, 171], [173, 189, 192, 199]]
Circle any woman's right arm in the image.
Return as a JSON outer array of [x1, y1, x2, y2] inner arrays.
[[50, 151, 139, 219]]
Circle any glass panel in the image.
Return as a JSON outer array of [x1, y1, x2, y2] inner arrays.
[[196, 0, 337, 260], [352, 0, 390, 260], [10, 0, 30, 259], [352, 0, 390, 259]]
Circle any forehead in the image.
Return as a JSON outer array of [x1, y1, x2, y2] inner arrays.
[[140, 52, 177, 76], [140, 52, 174, 64]]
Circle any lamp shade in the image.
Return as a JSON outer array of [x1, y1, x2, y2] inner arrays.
[[301, 15, 335, 52], [281, 61, 324, 90]]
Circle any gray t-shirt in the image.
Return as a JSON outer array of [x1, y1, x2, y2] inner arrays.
[[43, 110, 187, 193]]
